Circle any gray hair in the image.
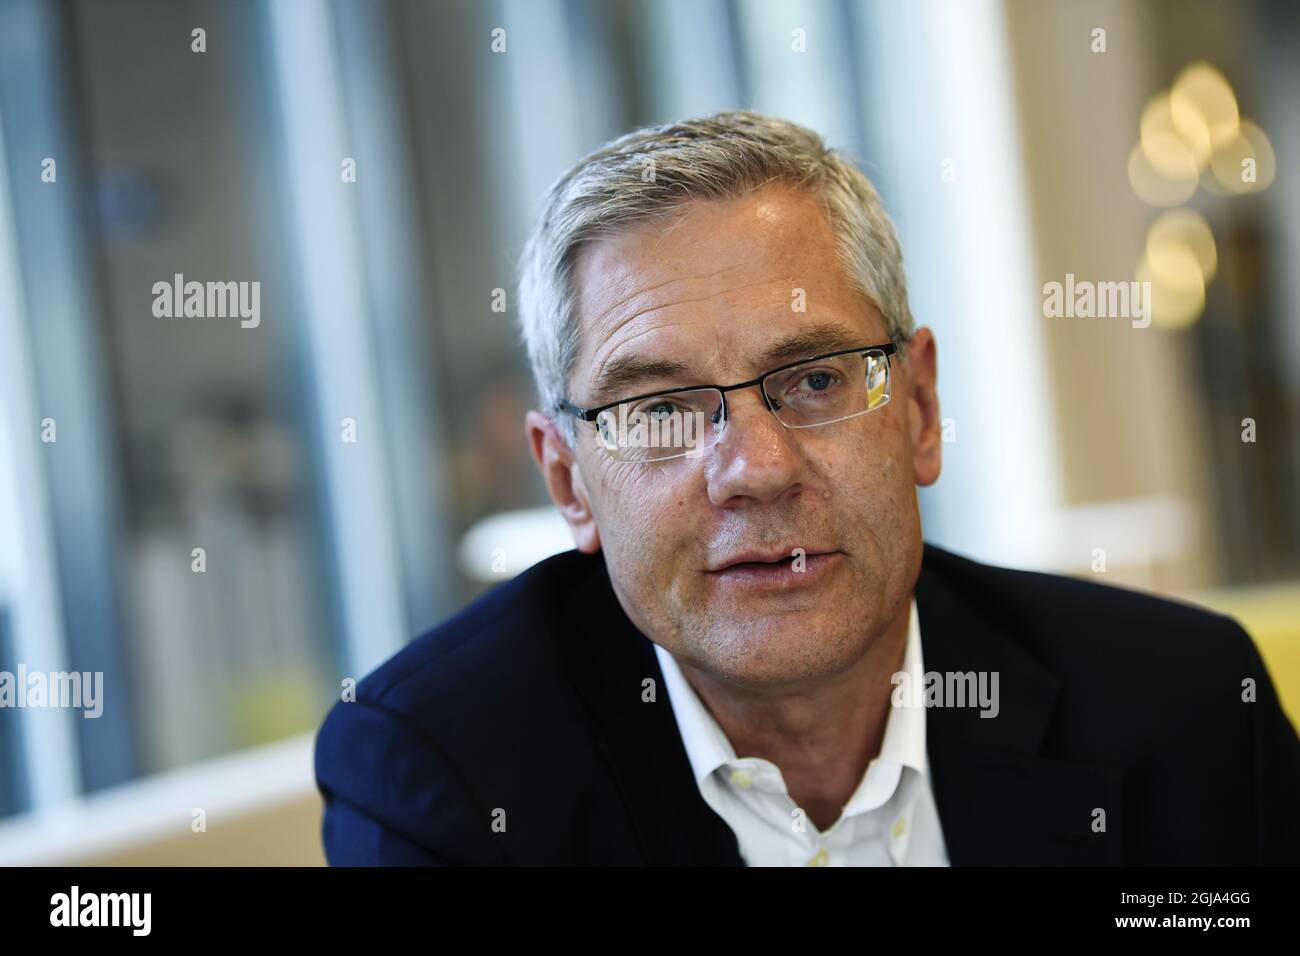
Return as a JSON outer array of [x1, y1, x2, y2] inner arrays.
[[516, 109, 914, 443]]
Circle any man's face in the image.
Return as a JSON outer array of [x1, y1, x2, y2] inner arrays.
[[529, 181, 941, 691]]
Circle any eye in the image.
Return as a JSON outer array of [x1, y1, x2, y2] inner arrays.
[[629, 397, 690, 420], [788, 368, 841, 396]]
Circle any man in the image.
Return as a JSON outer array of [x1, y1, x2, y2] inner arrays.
[[314, 111, 1300, 865]]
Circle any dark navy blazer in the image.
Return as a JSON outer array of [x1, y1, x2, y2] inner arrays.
[[314, 542, 1300, 865]]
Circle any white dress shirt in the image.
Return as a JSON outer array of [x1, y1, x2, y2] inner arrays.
[[653, 598, 949, 866]]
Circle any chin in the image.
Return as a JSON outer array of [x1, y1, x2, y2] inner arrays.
[[695, 615, 864, 687]]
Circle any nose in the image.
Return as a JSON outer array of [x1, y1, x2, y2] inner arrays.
[[705, 386, 804, 507]]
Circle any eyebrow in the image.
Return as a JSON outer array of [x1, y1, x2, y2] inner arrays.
[[586, 321, 868, 405]]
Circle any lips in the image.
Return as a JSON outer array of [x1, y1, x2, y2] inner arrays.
[[708, 549, 836, 573]]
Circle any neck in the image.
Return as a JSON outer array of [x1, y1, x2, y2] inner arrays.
[[677, 599, 911, 832]]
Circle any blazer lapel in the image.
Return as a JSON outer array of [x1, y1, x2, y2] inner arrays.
[[559, 555, 744, 865], [915, 546, 1126, 864]]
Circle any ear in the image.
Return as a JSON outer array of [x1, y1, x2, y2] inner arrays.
[[902, 327, 942, 487], [526, 410, 602, 554]]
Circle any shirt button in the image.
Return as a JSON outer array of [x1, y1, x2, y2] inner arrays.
[[806, 847, 830, 866], [728, 769, 754, 789], [892, 817, 907, 839]]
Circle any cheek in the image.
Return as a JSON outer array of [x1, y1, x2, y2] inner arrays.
[[593, 461, 697, 563], [860, 414, 909, 481], [816, 421, 910, 519]]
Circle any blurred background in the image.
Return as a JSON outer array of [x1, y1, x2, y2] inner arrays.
[[0, 0, 1296, 865]]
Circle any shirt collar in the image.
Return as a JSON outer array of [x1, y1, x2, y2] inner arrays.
[[654, 638, 737, 786]]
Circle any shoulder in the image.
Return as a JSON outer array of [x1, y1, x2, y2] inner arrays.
[[313, 547, 606, 862], [919, 541, 1282, 776], [343, 547, 602, 724], [921, 541, 1256, 677], [923, 543, 1300, 863]]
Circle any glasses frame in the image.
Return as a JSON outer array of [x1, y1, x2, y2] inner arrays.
[[556, 342, 898, 460]]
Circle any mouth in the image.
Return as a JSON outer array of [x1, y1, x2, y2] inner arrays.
[[709, 548, 837, 573], [717, 554, 799, 573], [706, 549, 844, 589]]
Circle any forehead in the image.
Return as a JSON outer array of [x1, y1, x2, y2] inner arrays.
[[569, 182, 883, 397]]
